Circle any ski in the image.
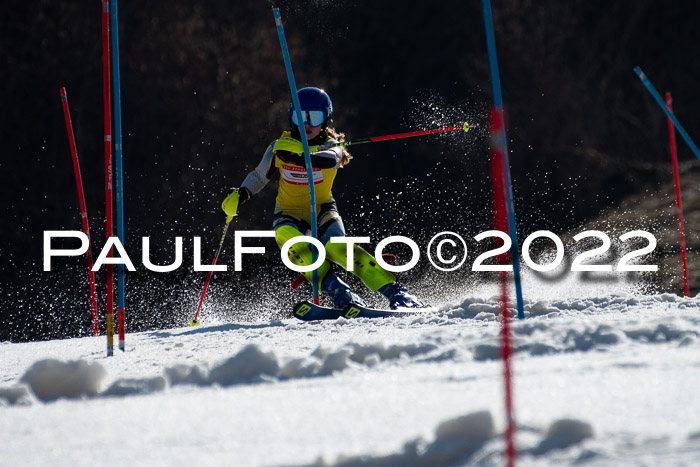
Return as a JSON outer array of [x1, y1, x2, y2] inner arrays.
[[292, 301, 423, 321]]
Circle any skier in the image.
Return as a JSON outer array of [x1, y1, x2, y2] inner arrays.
[[221, 87, 423, 310]]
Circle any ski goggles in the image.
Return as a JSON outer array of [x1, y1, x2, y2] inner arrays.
[[291, 110, 326, 127]]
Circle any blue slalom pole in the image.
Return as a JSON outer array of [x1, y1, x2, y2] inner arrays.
[[273, 8, 320, 303], [482, 0, 525, 320], [634, 67, 700, 161], [110, 0, 126, 349]]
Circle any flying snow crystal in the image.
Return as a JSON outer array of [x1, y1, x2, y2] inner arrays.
[[406, 90, 488, 153]]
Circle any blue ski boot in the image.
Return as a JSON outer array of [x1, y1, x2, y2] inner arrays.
[[321, 273, 367, 309], [378, 282, 424, 309]]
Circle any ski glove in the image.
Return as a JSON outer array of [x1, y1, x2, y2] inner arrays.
[[273, 136, 318, 154], [238, 186, 251, 204], [222, 189, 241, 217], [276, 151, 304, 166]]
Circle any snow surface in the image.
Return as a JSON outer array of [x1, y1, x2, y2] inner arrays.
[[2, 273, 700, 466]]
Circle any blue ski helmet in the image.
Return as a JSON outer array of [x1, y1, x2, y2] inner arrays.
[[288, 87, 333, 128]]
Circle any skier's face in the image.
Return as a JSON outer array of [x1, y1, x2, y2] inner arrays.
[[304, 122, 322, 140]]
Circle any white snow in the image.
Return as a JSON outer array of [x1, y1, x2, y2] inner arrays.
[[1, 277, 700, 466]]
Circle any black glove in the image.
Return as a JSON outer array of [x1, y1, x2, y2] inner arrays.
[[238, 186, 252, 204], [276, 150, 305, 166]]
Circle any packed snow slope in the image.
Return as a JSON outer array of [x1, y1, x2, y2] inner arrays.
[[1, 273, 700, 466]]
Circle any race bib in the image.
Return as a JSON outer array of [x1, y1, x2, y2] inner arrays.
[[281, 165, 323, 185]]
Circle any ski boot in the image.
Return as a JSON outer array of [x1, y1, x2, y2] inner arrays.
[[321, 273, 367, 309], [378, 282, 424, 309]]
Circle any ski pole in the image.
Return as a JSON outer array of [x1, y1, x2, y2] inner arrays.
[[310, 122, 473, 152], [190, 215, 234, 326], [60, 88, 100, 336]]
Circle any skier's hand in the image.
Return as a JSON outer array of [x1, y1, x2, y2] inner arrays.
[[238, 187, 251, 204], [273, 136, 304, 154], [222, 189, 241, 217], [276, 151, 304, 166]]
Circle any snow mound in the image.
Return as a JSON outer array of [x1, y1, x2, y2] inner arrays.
[[19, 359, 106, 402], [344, 341, 439, 363], [306, 412, 596, 466], [306, 410, 496, 467], [279, 356, 323, 378], [316, 348, 353, 375], [102, 377, 167, 397], [426, 411, 496, 463], [528, 300, 561, 317], [624, 322, 698, 343], [163, 363, 208, 386], [467, 303, 700, 361], [4, 340, 448, 405], [0, 386, 32, 406], [204, 341, 441, 383], [531, 418, 594, 455], [472, 343, 502, 361], [209, 344, 280, 385]]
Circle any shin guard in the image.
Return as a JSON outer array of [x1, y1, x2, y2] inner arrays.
[[325, 241, 395, 291], [275, 225, 330, 284]]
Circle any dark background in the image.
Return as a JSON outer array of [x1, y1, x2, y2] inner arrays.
[[1, 0, 698, 342]]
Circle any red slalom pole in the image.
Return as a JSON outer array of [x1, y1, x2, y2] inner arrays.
[[665, 92, 690, 297], [60, 88, 100, 336], [101, 0, 115, 356], [489, 109, 517, 467]]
